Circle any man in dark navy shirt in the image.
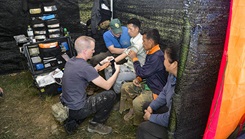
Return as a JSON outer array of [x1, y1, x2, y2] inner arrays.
[[120, 29, 168, 125]]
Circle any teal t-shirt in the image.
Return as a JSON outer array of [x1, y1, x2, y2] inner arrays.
[[103, 26, 131, 48]]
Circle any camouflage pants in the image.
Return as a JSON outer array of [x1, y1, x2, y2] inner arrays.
[[119, 82, 153, 125]]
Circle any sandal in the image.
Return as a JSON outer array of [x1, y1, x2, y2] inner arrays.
[[123, 109, 134, 121]]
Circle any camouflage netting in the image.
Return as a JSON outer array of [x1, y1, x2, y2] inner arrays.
[[170, 0, 230, 138], [0, 0, 231, 138], [79, 0, 109, 55], [0, 0, 29, 74], [0, 41, 27, 74], [114, 0, 186, 49], [0, 0, 84, 74], [114, 0, 230, 138]]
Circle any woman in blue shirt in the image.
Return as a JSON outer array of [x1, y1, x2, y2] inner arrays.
[[136, 44, 179, 139]]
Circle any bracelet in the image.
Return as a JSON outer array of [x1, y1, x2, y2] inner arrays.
[[98, 62, 103, 66]]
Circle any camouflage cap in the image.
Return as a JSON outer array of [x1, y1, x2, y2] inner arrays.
[[110, 18, 122, 34]]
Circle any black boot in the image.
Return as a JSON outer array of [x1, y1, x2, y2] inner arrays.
[[63, 119, 79, 135]]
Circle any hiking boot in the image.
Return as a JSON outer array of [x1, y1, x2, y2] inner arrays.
[[64, 119, 79, 135], [87, 121, 112, 135]]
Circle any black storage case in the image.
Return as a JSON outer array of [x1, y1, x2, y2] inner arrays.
[[23, 36, 75, 96]]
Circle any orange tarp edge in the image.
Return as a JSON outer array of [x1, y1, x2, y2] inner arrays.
[[204, 0, 245, 138], [216, 0, 245, 138]]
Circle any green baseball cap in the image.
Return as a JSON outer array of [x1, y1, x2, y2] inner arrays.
[[110, 18, 122, 34]]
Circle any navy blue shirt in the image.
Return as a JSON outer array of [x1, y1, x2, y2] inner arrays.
[[133, 45, 168, 95]]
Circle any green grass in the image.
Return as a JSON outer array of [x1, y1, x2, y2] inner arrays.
[[0, 71, 136, 139]]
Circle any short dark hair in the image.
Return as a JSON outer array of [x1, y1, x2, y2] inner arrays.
[[143, 29, 160, 45], [127, 18, 141, 29], [164, 43, 179, 63]]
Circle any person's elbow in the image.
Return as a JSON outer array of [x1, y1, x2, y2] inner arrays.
[[102, 84, 111, 90], [108, 49, 116, 54], [92, 76, 112, 90], [108, 47, 123, 54], [104, 87, 111, 90], [100, 83, 112, 90], [107, 46, 115, 53]]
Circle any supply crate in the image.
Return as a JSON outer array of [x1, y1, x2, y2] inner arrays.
[[23, 36, 75, 96]]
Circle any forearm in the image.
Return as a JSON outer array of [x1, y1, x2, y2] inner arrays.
[[149, 114, 169, 127], [94, 59, 111, 71], [115, 53, 127, 63]]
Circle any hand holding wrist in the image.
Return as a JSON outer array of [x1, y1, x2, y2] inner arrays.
[[99, 62, 103, 66]]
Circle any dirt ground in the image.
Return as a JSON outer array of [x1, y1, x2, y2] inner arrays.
[[0, 71, 136, 139]]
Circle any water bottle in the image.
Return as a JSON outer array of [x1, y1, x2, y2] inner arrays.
[[63, 28, 69, 36], [27, 25, 34, 42]]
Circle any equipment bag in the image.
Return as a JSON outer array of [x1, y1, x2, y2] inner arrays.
[[51, 102, 69, 123]]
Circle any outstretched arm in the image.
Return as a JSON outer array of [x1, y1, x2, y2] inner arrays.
[[115, 52, 127, 63], [92, 63, 120, 90], [94, 56, 114, 71]]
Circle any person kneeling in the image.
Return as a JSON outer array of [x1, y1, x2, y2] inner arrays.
[[60, 36, 120, 135]]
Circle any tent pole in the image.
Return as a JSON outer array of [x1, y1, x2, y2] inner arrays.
[[110, 0, 113, 19]]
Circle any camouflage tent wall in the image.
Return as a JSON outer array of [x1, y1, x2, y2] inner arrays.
[[113, 0, 229, 138], [0, 0, 230, 138]]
